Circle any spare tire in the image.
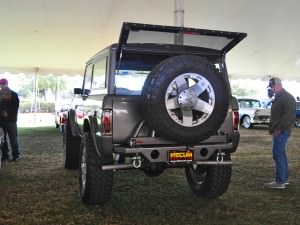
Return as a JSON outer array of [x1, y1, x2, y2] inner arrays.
[[141, 55, 229, 143]]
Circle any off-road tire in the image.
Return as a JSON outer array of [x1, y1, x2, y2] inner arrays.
[[79, 132, 113, 205], [141, 55, 229, 143], [185, 153, 232, 198], [63, 122, 81, 170]]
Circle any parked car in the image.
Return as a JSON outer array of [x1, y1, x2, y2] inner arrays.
[[238, 98, 271, 129], [55, 104, 71, 132], [260, 99, 272, 109], [55, 100, 85, 133], [294, 101, 300, 127]]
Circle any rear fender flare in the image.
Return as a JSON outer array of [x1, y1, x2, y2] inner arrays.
[[84, 116, 106, 158]]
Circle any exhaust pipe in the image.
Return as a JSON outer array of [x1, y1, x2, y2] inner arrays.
[[194, 161, 233, 165], [102, 155, 142, 170], [102, 163, 135, 170]]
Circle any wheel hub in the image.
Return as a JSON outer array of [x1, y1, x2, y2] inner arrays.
[[178, 89, 198, 110], [164, 72, 216, 127]]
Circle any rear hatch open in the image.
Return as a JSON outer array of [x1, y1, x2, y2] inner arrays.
[[117, 22, 247, 54]]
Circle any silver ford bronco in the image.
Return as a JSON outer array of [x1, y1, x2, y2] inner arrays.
[[63, 22, 246, 205]]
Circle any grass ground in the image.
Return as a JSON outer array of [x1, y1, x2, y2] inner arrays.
[[0, 126, 299, 225]]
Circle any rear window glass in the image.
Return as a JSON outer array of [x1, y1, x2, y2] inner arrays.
[[115, 70, 148, 95], [127, 30, 233, 51]]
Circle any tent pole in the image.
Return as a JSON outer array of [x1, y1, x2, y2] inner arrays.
[[174, 0, 184, 27], [174, 0, 184, 44], [33, 67, 39, 124]]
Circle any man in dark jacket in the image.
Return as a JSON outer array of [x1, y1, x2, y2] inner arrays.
[[0, 78, 20, 161], [265, 77, 295, 189]]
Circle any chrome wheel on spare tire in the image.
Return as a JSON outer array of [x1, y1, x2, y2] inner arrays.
[[141, 55, 229, 143], [165, 73, 215, 127]]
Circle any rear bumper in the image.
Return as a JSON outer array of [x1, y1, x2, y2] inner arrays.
[[252, 115, 270, 124], [252, 119, 270, 124], [114, 142, 232, 163], [99, 133, 240, 162], [114, 134, 238, 163]]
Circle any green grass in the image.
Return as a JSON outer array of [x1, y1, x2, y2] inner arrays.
[[0, 126, 299, 225]]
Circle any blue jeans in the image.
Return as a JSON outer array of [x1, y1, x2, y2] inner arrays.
[[272, 130, 290, 183]]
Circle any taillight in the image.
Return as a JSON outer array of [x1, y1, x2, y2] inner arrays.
[[61, 117, 68, 125], [61, 114, 68, 125], [102, 111, 112, 134], [233, 111, 239, 131]]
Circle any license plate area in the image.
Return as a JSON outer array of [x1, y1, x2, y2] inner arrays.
[[168, 150, 193, 163]]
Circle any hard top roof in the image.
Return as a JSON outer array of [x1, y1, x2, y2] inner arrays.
[[118, 22, 247, 55]]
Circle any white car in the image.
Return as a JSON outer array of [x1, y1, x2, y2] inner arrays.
[[238, 98, 271, 129]]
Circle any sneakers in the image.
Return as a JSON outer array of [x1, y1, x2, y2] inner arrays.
[[1, 156, 20, 162], [271, 178, 290, 186], [1, 156, 9, 162], [11, 157, 20, 162], [264, 181, 286, 189]]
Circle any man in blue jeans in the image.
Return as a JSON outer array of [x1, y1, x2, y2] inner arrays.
[[0, 78, 20, 161], [265, 77, 296, 189]]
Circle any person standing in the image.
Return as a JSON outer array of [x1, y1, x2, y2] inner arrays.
[[0, 128, 10, 161], [0, 78, 20, 161], [265, 77, 296, 189]]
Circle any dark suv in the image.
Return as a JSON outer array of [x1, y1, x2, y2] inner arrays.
[[63, 22, 246, 205]]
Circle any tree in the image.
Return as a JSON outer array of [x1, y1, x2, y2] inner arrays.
[[231, 84, 257, 97], [18, 74, 66, 100], [37, 75, 66, 100]]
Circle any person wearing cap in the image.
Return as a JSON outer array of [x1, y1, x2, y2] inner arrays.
[[265, 77, 296, 189], [0, 79, 10, 162], [0, 78, 20, 161], [0, 80, 10, 162]]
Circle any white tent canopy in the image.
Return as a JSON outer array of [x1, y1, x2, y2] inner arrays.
[[1, 0, 300, 80]]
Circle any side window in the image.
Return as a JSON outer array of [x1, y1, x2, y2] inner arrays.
[[83, 64, 93, 92], [239, 101, 246, 108], [91, 57, 107, 94], [252, 101, 260, 108]]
